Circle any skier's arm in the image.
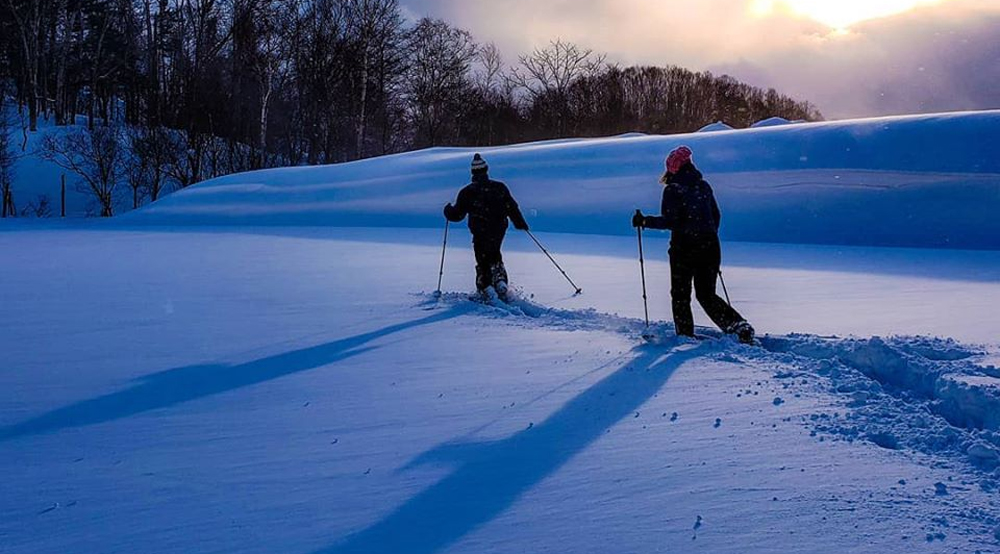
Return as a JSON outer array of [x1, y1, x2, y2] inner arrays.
[[642, 186, 681, 230], [443, 188, 469, 222], [505, 186, 529, 231]]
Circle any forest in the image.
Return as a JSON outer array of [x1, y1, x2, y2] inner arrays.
[[0, 0, 822, 216]]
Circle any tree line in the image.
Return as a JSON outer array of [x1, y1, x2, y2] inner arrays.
[[0, 0, 822, 216]]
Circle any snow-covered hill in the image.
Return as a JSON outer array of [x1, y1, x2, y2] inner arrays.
[[3, 111, 1000, 553], [134, 110, 1000, 250]]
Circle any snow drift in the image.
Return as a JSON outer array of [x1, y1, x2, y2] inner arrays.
[[131, 110, 1000, 250]]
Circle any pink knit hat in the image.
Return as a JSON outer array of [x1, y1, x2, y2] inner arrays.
[[665, 146, 693, 174]]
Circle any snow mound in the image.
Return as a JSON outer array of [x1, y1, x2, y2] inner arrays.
[[130, 110, 1000, 250], [615, 132, 648, 138], [697, 121, 735, 132], [750, 116, 794, 128]]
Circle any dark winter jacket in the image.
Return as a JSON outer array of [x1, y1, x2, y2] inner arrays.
[[444, 174, 528, 238], [643, 165, 721, 245]]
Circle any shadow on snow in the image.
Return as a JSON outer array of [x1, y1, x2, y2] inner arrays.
[[313, 341, 704, 554], [0, 306, 469, 442]]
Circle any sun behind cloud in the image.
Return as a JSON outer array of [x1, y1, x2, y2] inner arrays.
[[750, 0, 947, 29]]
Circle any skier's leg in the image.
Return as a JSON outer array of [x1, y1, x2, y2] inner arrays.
[[488, 232, 509, 297], [492, 254, 509, 294], [693, 265, 744, 332], [473, 237, 491, 293], [669, 256, 695, 337]]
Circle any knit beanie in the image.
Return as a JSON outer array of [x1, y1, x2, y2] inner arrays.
[[665, 146, 693, 174], [471, 153, 489, 174]]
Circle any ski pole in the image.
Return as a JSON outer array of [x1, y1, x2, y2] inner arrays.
[[636, 212, 650, 328], [524, 229, 582, 295], [434, 220, 450, 297], [718, 269, 732, 307]]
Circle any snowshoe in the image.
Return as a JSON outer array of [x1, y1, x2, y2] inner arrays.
[[728, 321, 756, 345], [470, 286, 508, 306], [494, 279, 510, 303], [469, 288, 489, 304]]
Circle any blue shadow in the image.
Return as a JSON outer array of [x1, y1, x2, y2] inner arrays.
[[315, 341, 702, 554], [0, 306, 467, 442]]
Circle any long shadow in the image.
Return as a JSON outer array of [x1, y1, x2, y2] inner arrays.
[[314, 341, 703, 554], [0, 306, 466, 442]]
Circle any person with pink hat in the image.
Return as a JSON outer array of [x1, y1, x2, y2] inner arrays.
[[632, 146, 755, 344]]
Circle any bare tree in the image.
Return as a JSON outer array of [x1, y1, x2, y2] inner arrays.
[[511, 40, 605, 99], [231, 0, 287, 168], [346, 0, 404, 159], [20, 193, 52, 217], [128, 125, 175, 202], [470, 42, 517, 145], [40, 126, 123, 216], [404, 18, 477, 148], [510, 39, 606, 136], [3, 0, 50, 131], [0, 99, 17, 218]]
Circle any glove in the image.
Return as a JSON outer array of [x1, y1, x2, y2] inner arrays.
[[443, 203, 453, 218], [632, 210, 645, 228], [514, 220, 529, 231]]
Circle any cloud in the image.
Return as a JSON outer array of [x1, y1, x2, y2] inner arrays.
[[401, 0, 1000, 118], [716, 0, 1000, 117]]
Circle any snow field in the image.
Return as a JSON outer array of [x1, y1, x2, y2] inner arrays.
[[2, 226, 999, 553]]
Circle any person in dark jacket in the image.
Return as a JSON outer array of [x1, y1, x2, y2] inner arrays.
[[444, 154, 529, 300], [632, 146, 755, 343]]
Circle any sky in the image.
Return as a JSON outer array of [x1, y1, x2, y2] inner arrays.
[[400, 0, 1000, 119]]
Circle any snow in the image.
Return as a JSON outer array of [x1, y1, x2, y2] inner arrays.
[[698, 121, 735, 132], [3, 109, 1000, 553], [132, 110, 1000, 250], [2, 111, 102, 217], [1, 225, 999, 553], [750, 116, 795, 128]]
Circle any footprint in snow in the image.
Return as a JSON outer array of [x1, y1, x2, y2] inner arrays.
[[714, 418, 722, 428], [670, 412, 679, 422]]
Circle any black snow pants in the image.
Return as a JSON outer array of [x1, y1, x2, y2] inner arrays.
[[473, 230, 508, 292], [669, 235, 744, 336]]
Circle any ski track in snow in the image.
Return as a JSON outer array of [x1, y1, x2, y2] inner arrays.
[[421, 290, 1000, 544]]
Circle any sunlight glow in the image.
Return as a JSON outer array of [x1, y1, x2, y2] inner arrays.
[[750, 0, 946, 29]]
